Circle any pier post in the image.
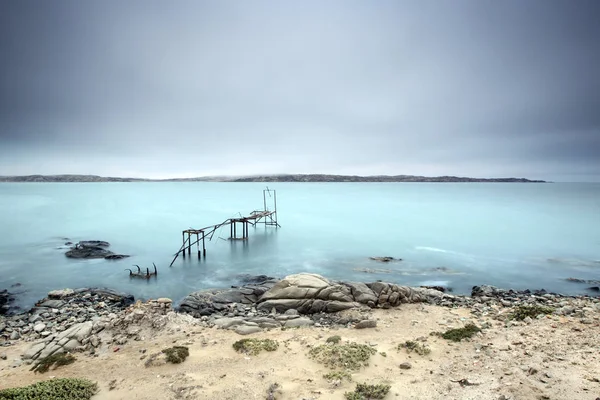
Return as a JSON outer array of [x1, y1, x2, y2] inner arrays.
[[202, 232, 206, 257], [234, 222, 237, 239], [182, 232, 186, 259], [197, 233, 200, 259], [187, 232, 191, 255]]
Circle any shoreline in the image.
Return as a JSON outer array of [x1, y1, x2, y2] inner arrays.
[[1, 273, 599, 399]]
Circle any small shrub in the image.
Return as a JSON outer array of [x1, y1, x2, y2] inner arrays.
[[344, 382, 391, 400], [398, 341, 431, 355], [309, 342, 377, 370], [326, 335, 342, 344], [441, 324, 481, 342], [162, 346, 189, 364], [31, 352, 76, 373], [233, 338, 279, 355], [0, 378, 97, 400], [324, 370, 353, 382], [510, 305, 554, 321]]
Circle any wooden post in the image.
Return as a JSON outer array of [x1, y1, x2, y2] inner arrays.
[[202, 232, 206, 257], [233, 222, 237, 239], [197, 233, 200, 259], [187, 232, 191, 255], [182, 232, 186, 258]]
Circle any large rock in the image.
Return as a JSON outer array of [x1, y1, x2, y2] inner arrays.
[[64, 240, 129, 260], [22, 321, 94, 361]]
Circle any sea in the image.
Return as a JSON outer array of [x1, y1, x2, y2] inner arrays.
[[1, 182, 599, 311]]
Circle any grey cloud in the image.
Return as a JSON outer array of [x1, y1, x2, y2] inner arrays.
[[0, 0, 599, 180]]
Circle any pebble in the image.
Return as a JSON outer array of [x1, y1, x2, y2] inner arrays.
[[399, 362, 412, 370]]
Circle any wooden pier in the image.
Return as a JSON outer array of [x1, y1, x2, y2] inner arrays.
[[169, 189, 280, 266]]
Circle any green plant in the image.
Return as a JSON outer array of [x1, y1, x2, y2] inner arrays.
[[324, 370, 353, 382], [31, 352, 76, 373], [510, 305, 554, 321], [398, 341, 431, 355], [326, 335, 342, 344], [233, 338, 279, 355], [344, 382, 391, 399], [309, 342, 377, 370], [0, 378, 97, 400], [441, 324, 481, 342], [162, 346, 189, 364]]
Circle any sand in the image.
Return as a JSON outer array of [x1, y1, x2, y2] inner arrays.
[[1, 303, 599, 400]]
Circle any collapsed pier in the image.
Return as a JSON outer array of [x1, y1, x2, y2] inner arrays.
[[169, 188, 280, 266]]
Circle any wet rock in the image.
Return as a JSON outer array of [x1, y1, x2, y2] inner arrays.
[[369, 256, 401, 263], [104, 254, 130, 260]]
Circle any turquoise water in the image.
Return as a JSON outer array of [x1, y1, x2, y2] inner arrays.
[[1, 182, 599, 310]]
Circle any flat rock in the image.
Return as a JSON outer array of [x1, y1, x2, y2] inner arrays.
[[284, 317, 314, 328], [355, 320, 377, 329], [38, 299, 66, 309], [48, 289, 75, 299], [234, 325, 263, 335], [33, 323, 46, 333]]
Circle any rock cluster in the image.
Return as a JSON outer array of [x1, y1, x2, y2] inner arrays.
[[0, 288, 133, 345], [180, 273, 438, 319], [20, 297, 180, 366]]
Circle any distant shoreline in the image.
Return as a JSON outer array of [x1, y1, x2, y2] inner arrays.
[[0, 174, 547, 183]]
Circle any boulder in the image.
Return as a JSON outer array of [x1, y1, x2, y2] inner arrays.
[[48, 289, 75, 299]]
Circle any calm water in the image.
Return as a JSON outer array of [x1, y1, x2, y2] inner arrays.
[[1, 182, 599, 311]]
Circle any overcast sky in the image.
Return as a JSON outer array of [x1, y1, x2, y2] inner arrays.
[[1, 1, 599, 181]]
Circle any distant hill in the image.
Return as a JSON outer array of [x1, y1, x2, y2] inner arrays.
[[0, 174, 546, 183]]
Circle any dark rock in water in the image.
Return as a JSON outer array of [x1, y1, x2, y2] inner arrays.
[[420, 285, 449, 293], [65, 240, 128, 259], [587, 286, 600, 292], [236, 274, 276, 284], [10, 283, 22, 288], [78, 240, 110, 248], [369, 256, 401, 263], [471, 285, 505, 297], [65, 241, 73, 245], [66, 246, 114, 259], [104, 254, 130, 260], [565, 277, 600, 285], [0, 289, 16, 316]]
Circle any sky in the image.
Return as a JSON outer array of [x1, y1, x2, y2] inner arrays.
[[0, 1, 599, 181]]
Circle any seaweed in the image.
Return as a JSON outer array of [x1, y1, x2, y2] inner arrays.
[[162, 346, 189, 364], [441, 324, 481, 342], [31, 353, 76, 373], [398, 340, 431, 355], [510, 305, 554, 321], [309, 342, 377, 370], [233, 339, 279, 356], [344, 382, 391, 400], [0, 378, 97, 400]]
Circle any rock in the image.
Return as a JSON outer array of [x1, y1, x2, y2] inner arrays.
[[33, 323, 47, 333], [157, 298, 172, 304], [104, 254, 130, 260], [213, 317, 245, 329], [399, 362, 412, 370], [38, 299, 66, 309], [0, 322, 6, 332], [284, 309, 299, 316], [0, 352, 6, 360], [236, 274, 276, 284], [66, 246, 114, 259], [355, 320, 377, 329], [78, 240, 110, 248], [369, 257, 401, 263], [48, 289, 75, 299], [10, 331, 20, 340], [234, 325, 263, 335], [284, 317, 314, 328], [22, 342, 46, 360], [344, 282, 378, 305]]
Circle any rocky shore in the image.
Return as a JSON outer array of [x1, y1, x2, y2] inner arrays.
[[1, 273, 599, 399]]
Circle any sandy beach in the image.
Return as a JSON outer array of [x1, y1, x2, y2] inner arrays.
[[2, 292, 599, 400]]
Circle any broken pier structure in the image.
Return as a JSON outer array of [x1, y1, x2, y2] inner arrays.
[[170, 188, 280, 266]]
